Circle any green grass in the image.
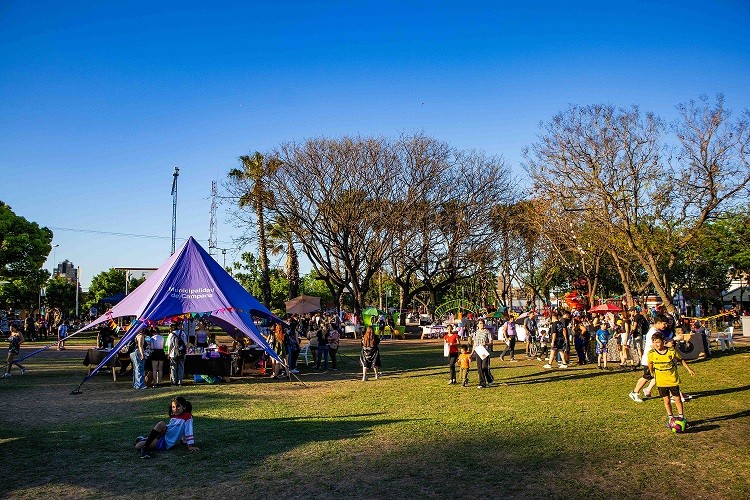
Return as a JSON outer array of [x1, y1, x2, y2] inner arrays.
[[1, 338, 749, 499]]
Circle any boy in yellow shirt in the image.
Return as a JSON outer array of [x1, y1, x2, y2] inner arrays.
[[647, 332, 696, 428], [457, 346, 472, 388]]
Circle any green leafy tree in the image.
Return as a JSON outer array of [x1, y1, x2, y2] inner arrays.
[[85, 268, 127, 311], [45, 276, 77, 315], [300, 271, 334, 308], [0, 268, 49, 312], [233, 252, 289, 313], [0, 201, 53, 279]]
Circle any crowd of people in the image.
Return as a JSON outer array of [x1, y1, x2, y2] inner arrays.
[[269, 311, 382, 380], [0, 301, 740, 456], [441, 303, 715, 428]]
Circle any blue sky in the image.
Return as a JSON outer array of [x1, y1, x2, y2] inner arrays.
[[1, 1, 749, 287]]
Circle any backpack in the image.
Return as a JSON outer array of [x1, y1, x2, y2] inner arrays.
[[127, 338, 138, 354], [172, 331, 187, 357]]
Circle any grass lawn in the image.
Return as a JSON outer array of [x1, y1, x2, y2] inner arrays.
[[0, 334, 748, 499]]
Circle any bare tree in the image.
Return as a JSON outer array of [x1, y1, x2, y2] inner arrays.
[[527, 96, 750, 313], [268, 136, 406, 316], [387, 143, 513, 317]]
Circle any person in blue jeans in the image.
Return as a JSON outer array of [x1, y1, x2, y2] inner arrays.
[[130, 328, 147, 389], [316, 326, 329, 371]]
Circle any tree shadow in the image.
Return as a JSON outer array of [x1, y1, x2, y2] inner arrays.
[[0, 409, 410, 497]]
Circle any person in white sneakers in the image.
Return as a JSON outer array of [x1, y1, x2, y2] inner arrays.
[[629, 314, 666, 402], [543, 312, 568, 369], [2, 323, 26, 378]]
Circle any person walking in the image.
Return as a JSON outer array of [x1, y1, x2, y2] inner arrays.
[[2, 323, 26, 378], [444, 324, 460, 384], [457, 345, 472, 387], [472, 319, 493, 388], [499, 313, 518, 362], [543, 312, 568, 369], [360, 326, 381, 381]]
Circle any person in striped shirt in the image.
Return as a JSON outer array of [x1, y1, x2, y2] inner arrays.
[[135, 396, 199, 459]]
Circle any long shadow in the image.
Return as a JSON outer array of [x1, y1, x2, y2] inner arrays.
[[687, 409, 750, 433], [0, 410, 410, 497], [502, 368, 624, 386], [689, 385, 750, 399]]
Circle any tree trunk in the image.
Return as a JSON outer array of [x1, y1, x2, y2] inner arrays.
[[287, 238, 300, 299], [255, 198, 271, 307], [610, 249, 635, 309]]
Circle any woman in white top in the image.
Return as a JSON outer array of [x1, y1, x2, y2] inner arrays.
[[150, 327, 166, 387]]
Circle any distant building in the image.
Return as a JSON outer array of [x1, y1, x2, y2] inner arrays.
[[54, 260, 78, 283]]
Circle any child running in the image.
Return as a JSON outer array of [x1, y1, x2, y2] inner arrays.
[[647, 332, 695, 429], [135, 396, 198, 458], [2, 324, 26, 378], [457, 346, 472, 387]]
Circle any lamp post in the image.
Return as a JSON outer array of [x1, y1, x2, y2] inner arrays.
[[75, 266, 80, 318], [51, 244, 59, 277]]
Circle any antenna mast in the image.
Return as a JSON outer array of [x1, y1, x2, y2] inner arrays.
[[209, 180, 217, 255], [171, 166, 180, 254]]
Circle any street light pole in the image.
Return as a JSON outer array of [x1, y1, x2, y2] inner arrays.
[[171, 166, 180, 255], [75, 266, 80, 318], [51, 244, 59, 277]]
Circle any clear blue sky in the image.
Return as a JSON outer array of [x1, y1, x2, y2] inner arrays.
[[2, 1, 749, 288]]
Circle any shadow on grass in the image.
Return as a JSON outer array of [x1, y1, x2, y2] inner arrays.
[[689, 408, 750, 428], [503, 367, 623, 385], [690, 384, 750, 399], [0, 409, 410, 498]]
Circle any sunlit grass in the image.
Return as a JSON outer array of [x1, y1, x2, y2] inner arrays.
[[0, 338, 748, 499]]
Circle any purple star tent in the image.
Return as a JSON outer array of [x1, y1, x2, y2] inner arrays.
[[76, 237, 280, 387]]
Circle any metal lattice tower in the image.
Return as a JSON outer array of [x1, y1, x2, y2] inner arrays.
[[208, 180, 217, 256], [171, 166, 180, 254]]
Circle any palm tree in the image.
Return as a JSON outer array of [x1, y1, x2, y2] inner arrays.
[[267, 215, 300, 299], [229, 152, 280, 307]]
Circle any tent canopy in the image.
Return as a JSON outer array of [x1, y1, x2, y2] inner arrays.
[[589, 303, 623, 313], [78, 237, 280, 383], [285, 295, 321, 315]]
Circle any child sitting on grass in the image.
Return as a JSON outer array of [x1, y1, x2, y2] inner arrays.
[[647, 332, 696, 429], [135, 396, 199, 458], [457, 345, 472, 387]]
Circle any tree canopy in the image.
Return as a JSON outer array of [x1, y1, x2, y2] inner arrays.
[[0, 201, 53, 279]]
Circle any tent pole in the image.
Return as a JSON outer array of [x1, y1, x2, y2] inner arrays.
[[276, 358, 306, 386]]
